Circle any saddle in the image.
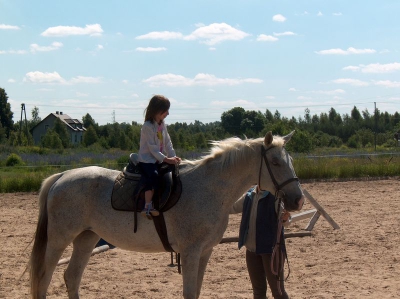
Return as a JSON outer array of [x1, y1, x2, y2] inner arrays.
[[111, 153, 182, 252]]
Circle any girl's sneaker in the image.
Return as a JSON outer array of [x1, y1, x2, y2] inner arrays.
[[141, 202, 159, 218]]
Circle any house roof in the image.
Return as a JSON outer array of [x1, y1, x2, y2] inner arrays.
[[30, 112, 86, 132]]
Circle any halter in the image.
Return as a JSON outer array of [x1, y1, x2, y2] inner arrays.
[[257, 144, 298, 296], [258, 145, 299, 198]]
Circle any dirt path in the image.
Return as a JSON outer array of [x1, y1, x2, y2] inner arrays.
[[1, 180, 400, 298]]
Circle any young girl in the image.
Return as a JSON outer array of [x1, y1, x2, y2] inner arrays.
[[138, 95, 181, 217]]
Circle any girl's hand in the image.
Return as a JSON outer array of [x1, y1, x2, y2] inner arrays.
[[165, 157, 181, 165]]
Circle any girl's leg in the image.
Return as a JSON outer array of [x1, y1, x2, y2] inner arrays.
[[261, 253, 289, 299], [139, 163, 158, 205], [246, 250, 267, 299], [144, 189, 154, 205]]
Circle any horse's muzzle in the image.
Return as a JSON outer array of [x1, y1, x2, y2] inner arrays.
[[296, 195, 305, 211]]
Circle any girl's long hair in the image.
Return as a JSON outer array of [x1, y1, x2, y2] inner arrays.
[[144, 95, 170, 122]]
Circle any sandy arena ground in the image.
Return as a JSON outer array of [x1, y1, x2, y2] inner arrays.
[[1, 179, 400, 298]]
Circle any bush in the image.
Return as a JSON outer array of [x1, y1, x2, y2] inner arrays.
[[5, 153, 24, 166]]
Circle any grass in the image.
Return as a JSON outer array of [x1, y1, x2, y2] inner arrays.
[[294, 154, 400, 180], [1, 146, 400, 193]]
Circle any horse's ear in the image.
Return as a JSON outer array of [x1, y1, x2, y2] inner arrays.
[[283, 130, 295, 145], [264, 131, 273, 146]]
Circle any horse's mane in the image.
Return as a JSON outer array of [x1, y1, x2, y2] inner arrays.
[[183, 135, 285, 169]]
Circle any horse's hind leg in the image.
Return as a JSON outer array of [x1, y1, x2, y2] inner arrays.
[[64, 230, 100, 299], [37, 239, 71, 298]]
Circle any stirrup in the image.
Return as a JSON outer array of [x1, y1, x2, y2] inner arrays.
[[142, 203, 159, 218]]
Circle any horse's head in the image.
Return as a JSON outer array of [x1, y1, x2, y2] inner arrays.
[[259, 131, 305, 212]]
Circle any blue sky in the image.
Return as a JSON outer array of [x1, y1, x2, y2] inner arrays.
[[1, 0, 400, 125]]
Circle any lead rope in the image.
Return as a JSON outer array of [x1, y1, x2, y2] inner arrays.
[[270, 196, 291, 296]]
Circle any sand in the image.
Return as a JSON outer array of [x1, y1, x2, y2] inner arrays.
[[1, 179, 400, 298]]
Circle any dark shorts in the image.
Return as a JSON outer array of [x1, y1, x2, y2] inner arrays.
[[138, 162, 159, 192]]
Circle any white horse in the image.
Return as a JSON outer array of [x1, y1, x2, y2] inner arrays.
[[29, 131, 305, 299]]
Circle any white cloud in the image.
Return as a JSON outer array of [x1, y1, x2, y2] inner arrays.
[[272, 14, 286, 22], [297, 96, 312, 100], [23, 71, 66, 84], [136, 47, 167, 52], [315, 47, 376, 55], [41, 24, 103, 37], [135, 23, 249, 45], [122, 80, 129, 84], [76, 92, 89, 97], [342, 66, 361, 72], [184, 23, 250, 45], [0, 49, 28, 54], [97, 45, 104, 50], [373, 80, 400, 88], [273, 31, 296, 36], [210, 99, 257, 109], [70, 76, 102, 84], [311, 89, 346, 95], [333, 12, 343, 16], [0, 24, 20, 30], [23, 71, 102, 85], [136, 31, 183, 40], [7, 78, 16, 83], [209, 47, 216, 51], [257, 34, 278, 42], [265, 96, 275, 100], [30, 42, 63, 52], [343, 62, 400, 73], [142, 73, 263, 87], [332, 78, 369, 86], [317, 11, 323, 17], [289, 88, 296, 91], [131, 93, 139, 98]]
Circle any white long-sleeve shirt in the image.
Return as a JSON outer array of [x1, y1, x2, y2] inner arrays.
[[138, 121, 176, 163]]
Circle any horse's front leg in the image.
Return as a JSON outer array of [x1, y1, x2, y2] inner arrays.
[[196, 248, 213, 298], [180, 248, 204, 299]]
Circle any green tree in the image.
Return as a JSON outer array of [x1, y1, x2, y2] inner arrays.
[[82, 113, 97, 129], [0, 123, 5, 143], [41, 129, 63, 149], [83, 126, 99, 146], [53, 118, 70, 148], [286, 130, 314, 153], [0, 88, 14, 138], [351, 106, 362, 122], [30, 106, 41, 129], [221, 107, 245, 135]]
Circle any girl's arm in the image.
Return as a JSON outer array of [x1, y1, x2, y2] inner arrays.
[[163, 124, 176, 158]]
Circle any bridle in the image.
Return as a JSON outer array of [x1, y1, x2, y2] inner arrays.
[[257, 144, 299, 296], [258, 145, 299, 199]]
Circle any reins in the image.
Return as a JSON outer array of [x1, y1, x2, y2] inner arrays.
[[258, 145, 297, 295]]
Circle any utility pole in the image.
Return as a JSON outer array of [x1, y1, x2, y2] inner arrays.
[[374, 102, 377, 151], [19, 103, 28, 144], [112, 110, 116, 124]]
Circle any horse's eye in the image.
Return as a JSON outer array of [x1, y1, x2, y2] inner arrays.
[[271, 158, 279, 165]]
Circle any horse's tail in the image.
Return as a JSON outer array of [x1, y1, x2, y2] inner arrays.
[[29, 172, 64, 299]]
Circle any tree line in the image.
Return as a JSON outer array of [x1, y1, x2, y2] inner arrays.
[[1, 87, 399, 153]]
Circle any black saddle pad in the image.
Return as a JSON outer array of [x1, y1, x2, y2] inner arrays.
[[111, 172, 143, 211], [111, 168, 174, 212]]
